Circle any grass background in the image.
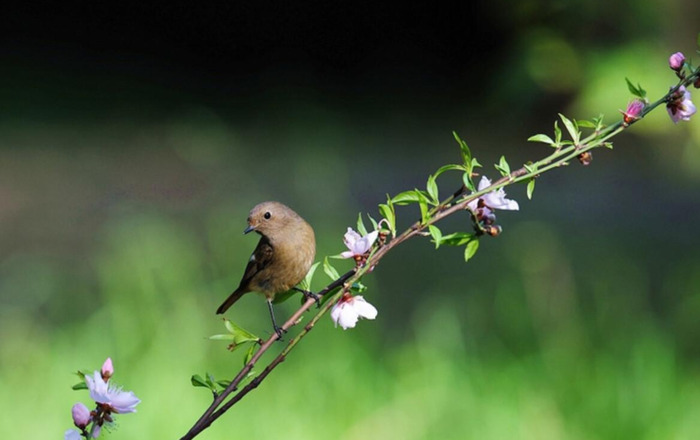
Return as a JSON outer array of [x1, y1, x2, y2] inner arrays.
[[1, 2, 700, 439]]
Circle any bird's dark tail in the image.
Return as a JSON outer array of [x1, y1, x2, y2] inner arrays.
[[216, 288, 247, 314]]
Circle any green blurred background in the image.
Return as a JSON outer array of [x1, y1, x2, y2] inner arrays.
[[2, 2, 700, 439]]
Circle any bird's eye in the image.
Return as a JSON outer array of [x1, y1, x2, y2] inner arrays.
[[264, 212, 271, 220]]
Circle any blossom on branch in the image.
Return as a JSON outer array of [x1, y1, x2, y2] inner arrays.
[[667, 86, 696, 124], [669, 52, 685, 72], [71, 402, 91, 429], [331, 293, 378, 330], [467, 176, 519, 212], [86, 371, 141, 414], [340, 228, 378, 258], [101, 358, 114, 380], [621, 99, 645, 124]]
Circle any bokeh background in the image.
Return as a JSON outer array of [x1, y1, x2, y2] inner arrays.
[[2, 2, 700, 439]]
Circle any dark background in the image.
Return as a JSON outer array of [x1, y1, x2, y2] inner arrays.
[[2, 2, 700, 439]]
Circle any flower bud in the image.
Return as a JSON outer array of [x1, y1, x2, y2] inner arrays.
[[621, 99, 644, 125], [71, 402, 91, 429], [669, 52, 685, 71], [577, 151, 593, 166], [101, 357, 113, 380]]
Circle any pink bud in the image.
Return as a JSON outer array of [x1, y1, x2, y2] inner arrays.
[[621, 99, 645, 124], [669, 52, 685, 71], [101, 357, 114, 380], [71, 402, 91, 429]]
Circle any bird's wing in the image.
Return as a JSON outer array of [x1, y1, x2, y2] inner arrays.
[[238, 237, 274, 290], [216, 237, 274, 314]]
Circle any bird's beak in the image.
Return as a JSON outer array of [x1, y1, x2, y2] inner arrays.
[[243, 225, 256, 234]]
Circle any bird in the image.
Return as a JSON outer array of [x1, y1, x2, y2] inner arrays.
[[216, 201, 316, 337]]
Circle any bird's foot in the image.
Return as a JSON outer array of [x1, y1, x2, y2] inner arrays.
[[294, 287, 321, 308], [273, 325, 288, 340]]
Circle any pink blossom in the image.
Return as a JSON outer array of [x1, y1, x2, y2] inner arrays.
[[467, 176, 519, 212], [331, 294, 378, 330], [65, 429, 82, 440], [85, 371, 141, 414], [667, 86, 696, 124], [340, 228, 379, 258]]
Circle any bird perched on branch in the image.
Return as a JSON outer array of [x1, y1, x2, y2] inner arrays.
[[216, 201, 316, 337]]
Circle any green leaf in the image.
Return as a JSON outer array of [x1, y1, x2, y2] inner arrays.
[[356, 212, 368, 236], [299, 261, 320, 292], [576, 119, 596, 129], [72, 382, 88, 391], [434, 163, 464, 178], [418, 198, 429, 224], [209, 334, 235, 341], [439, 232, 475, 247], [391, 190, 421, 205], [523, 162, 538, 174], [206, 372, 216, 388], [350, 282, 367, 293], [428, 225, 442, 249], [272, 289, 295, 304], [367, 214, 379, 231], [464, 238, 480, 262], [463, 171, 475, 192], [554, 120, 562, 145], [323, 257, 340, 281], [527, 134, 554, 145], [453, 131, 472, 166], [378, 203, 395, 236], [526, 179, 535, 200], [426, 174, 439, 203], [220, 319, 259, 345], [191, 374, 210, 388], [625, 77, 647, 99], [216, 379, 231, 389], [495, 155, 511, 177], [559, 113, 580, 144], [244, 343, 257, 366]]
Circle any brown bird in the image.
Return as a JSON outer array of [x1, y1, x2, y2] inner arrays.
[[216, 201, 316, 337]]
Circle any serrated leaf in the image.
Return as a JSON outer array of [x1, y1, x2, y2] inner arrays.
[[391, 190, 421, 205], [464, 238, 480, 262], [554, 120, 562, 145], [426, 174, 439, 203], [191, 374, 210, 388], [526, 179, 535, 200], [72, 382, 88, 391], [428, 225, 442, 249], [378, 203, 395, 236], [463, 171, 475, 192], [367, 214, 379, 231], [299, 261, 320, 292], [323, 257, 340, 281], [527, 134, 555, 145], [439, 232, 475, 246], [356, 213, 368, 236], [434, 163, 464, 178], [453, 131, 472, 166], [559, 114, 580, 144], [625, 77, 647, 99], [495, 155, 511, 177]]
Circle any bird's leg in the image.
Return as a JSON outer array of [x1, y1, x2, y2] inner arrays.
[[267, 299, 287, 340], [293, 287, 321, 308]]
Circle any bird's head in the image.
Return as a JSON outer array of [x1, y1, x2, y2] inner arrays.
[[244, 201, 301, 237]]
